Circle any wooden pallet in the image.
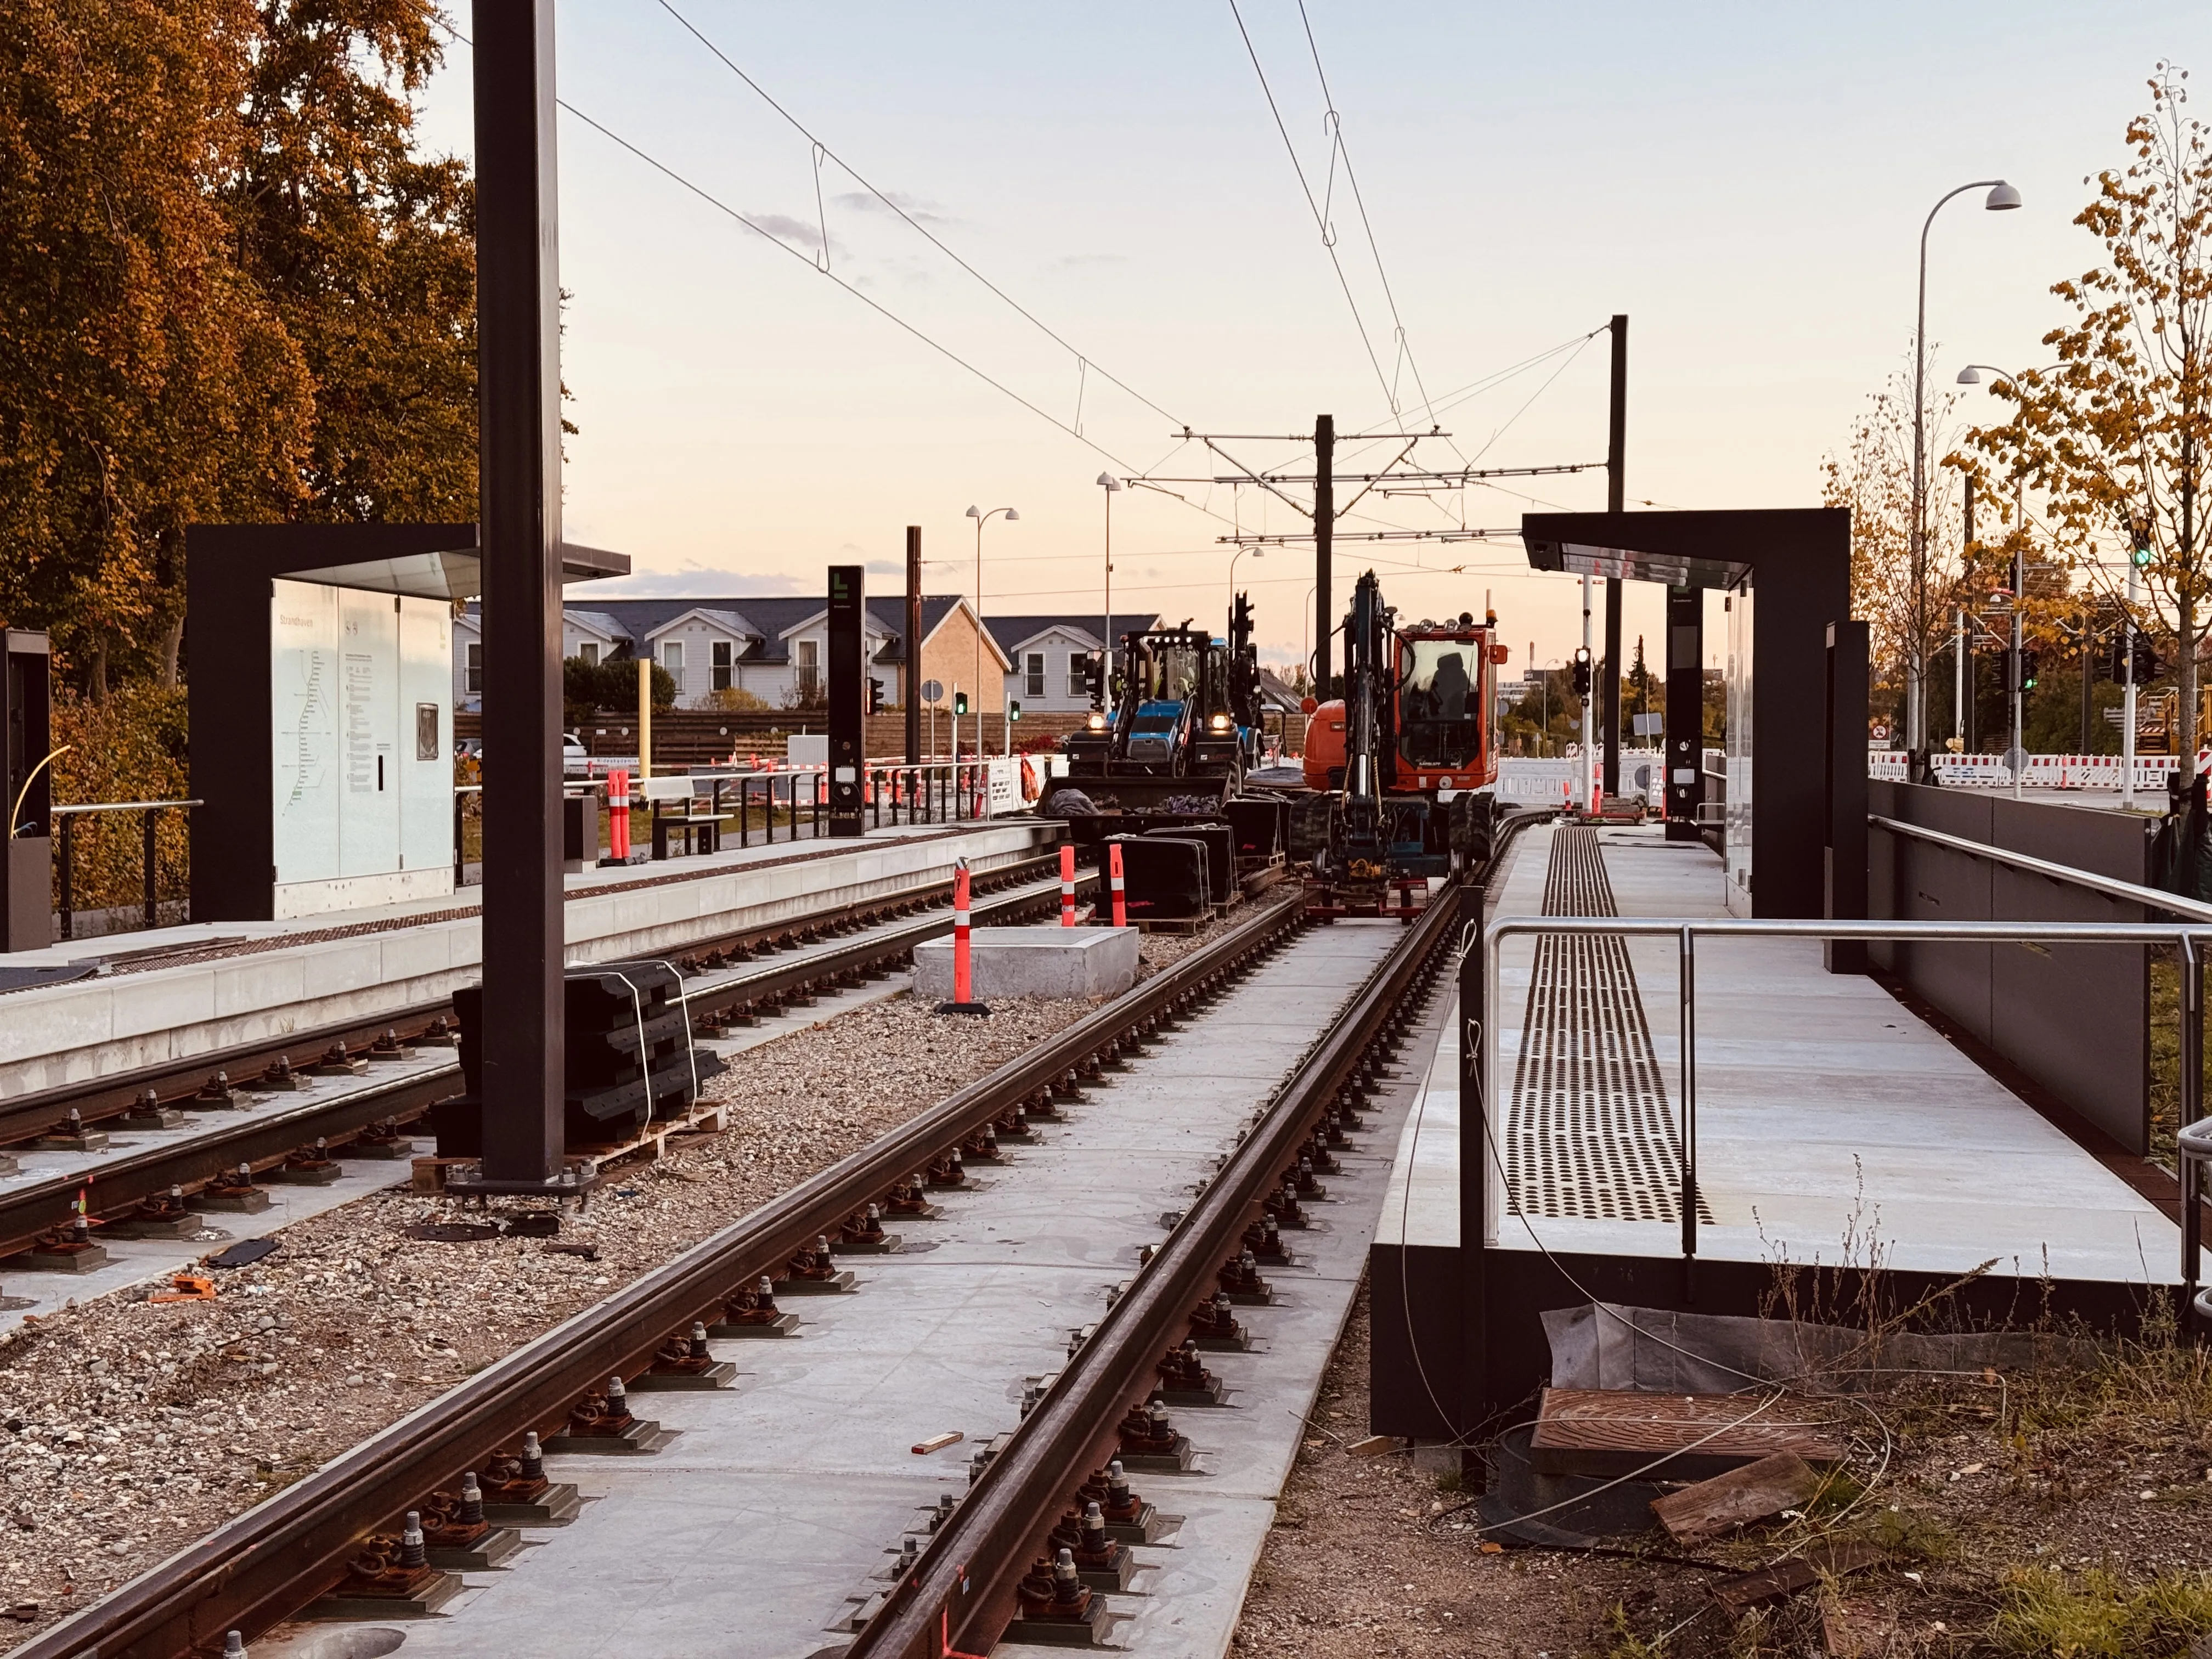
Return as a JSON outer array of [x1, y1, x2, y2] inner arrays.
[[1530, 1387, 1847, 1480]]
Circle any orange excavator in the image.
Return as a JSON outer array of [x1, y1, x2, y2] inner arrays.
[[1290, 571, 1509, 903]]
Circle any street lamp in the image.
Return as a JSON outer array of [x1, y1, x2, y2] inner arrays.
[[1095, 473, 1121, 689], [964, 504, 1017, 755], [1229, 545, 1264, 620], [1910, 178, 2021, 758]]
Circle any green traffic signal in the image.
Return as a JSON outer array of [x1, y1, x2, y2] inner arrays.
[[954, 691, 969, 716], [1009, 700, 1022, 722]]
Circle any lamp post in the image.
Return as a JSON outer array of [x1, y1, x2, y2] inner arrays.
[[1094, 473, 1120, 688], [1911, 179, 2021, 758], [1229, 545, 1265, 619], [964, 504, 1017, 754]]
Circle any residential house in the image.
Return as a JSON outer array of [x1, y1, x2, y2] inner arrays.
[[985, 613, 1163, 716], [454, 593, 1008, 714]]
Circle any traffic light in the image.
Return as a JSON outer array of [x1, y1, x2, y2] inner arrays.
[[1008, 699, 1022, 723], [1086, 650, 1107, 704], [1570, 646, 1592, 697], [2133, 523, 2155, 567], [866, 676, 885, 715], [2007, 648, 2039, 693], [2132, 633, 2160, 685], [953, 690, 969, 716]]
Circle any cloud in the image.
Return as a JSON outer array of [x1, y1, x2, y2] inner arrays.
[[747, 211, 839, 259], [832, 189, 952, 225], [864, 560, 904, 577]]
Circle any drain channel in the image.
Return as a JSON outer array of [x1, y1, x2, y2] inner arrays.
[[1505, 826, 1711, 1224]]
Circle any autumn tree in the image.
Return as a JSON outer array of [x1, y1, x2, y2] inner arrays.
[[0, 0, 313, 692], [1826, 362, 1979, 735], [227, 0, 477, 526], [1966, 64, 2212, 758]]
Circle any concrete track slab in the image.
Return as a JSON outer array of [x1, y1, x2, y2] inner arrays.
[[283, 918, 1429, 1659]]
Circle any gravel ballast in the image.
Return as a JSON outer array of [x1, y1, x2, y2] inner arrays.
[[0, 912, 1265, 1635]]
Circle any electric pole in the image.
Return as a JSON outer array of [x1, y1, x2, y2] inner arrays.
[[1602, 314, 1627, 799], [1314, 413, 1335, 696]]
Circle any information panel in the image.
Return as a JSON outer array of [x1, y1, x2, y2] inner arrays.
[[271, 579, 453, 916]]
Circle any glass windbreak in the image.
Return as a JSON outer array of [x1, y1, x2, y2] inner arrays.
[[1397, 639, 1483, 766]]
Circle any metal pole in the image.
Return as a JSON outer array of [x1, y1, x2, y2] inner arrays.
[[59, 813, 73, 940], [1580, 574, 1595, 809], [637, 656, 652, 781], [2186, 939, 2203, 1304], [1603, 313, 1626, 797], [142, 806, 159, 927], [1953, 607, 1966, 751], [1314, 413, 1334, 696], [905, 526, 922, 768], [473, 0, 566, 1186], [2125, 558, 2140, 810], [2012, 529, 2025, 802], [1679, 926, 1698, 1291]]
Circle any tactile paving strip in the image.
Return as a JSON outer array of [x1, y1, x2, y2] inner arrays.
[[1505, 826, 1711, 1223]]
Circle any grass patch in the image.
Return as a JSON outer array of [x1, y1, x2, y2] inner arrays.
[[1990, 1564, 2212, 1657]]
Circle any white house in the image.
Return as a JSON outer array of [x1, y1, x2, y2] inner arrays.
[[455, 593, 996, 715], [986, 613, 1161, 716]]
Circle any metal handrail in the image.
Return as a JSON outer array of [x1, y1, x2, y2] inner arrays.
[[1481, 913, 2212, 1309], [49, 799, 204, 939], [1869, 811, 2205, 922], [49, 797, 203, 817]]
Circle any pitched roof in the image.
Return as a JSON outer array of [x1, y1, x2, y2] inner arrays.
[[565, 610, 631, 642], [985, 612, 1164, 659], [464, 594, 966, 665]]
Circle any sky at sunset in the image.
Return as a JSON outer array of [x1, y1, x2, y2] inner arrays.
[[419, 2, 2210, 672]]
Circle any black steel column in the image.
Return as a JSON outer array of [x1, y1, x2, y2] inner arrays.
[[904, 527, 922, 768], [475, 0, 565, 1183], [829, 565, 865, 836], [1824, 620, 1871, 974], [1663, 585, 1702, 841], [1602, 314, 1627, 796], [1454, 876, 1488, 1437], [1314, 414, 1335, 696]]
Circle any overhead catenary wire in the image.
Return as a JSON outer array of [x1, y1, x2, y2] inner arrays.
[[648, 0, 1187, 432]]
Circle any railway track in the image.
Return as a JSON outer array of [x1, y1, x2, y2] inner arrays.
[[0, 853, 1084, 1262], [5, 812, 1539, 1659]]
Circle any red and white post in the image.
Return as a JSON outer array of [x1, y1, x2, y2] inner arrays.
[[1059, 844, 1077, 927], [1108, 841, 1127, 928], [608, 770, 630, 863], [953, 859, 973, 1002], [936, 856, 990, 1015]]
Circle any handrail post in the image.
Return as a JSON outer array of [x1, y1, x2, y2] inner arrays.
[[59, 812, 75, 941], [143, 805, 160, 927], [1680, 923, 1699, 1299], [453, 792, 466, 888], [2185, 936, 2204, 1327]]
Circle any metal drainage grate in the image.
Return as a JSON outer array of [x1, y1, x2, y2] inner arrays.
[[1505, 826, 1712, 1224]]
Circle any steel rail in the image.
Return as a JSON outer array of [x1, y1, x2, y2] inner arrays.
[[850, 882, 1461, 1659], [0, 850, 1074, 1148], [0, 864, 1091, 1257], [4, 888, 1306, 1659]]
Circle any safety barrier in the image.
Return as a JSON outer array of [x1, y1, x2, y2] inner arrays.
[[1869, 749, 2202, 790]]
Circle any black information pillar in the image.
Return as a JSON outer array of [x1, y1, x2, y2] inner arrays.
[[829, 564, 865, 836], [904, 528, 922, 767], [1663, 585, 1702, 840], [3, 630, 52, 953], [475, 0, 566, 1184]]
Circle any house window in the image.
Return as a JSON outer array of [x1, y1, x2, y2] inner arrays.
[[712, 641, 734, 691], [465, 642, 483, 695], [798, 639, 820, 699], [578, 641, 600, 667], [662, 641, 684, 682], [1025, 653, 1046, 698], [1067, 652, 1088, 696]]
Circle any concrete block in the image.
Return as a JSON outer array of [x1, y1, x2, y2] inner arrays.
[[913, 926, 1138, 1002]]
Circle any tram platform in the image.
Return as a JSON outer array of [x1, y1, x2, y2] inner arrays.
[[1372, 820, 2194, 1436], [0, 817, 1056, 1103]]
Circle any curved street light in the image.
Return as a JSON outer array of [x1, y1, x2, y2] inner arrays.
[[1094, 474, 1121, 685], [1910, 179, 2021, 755], [964, 505, 1017, 752]]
